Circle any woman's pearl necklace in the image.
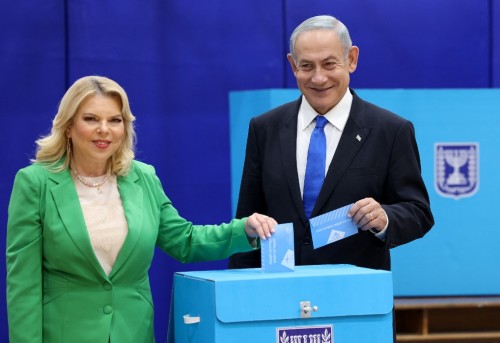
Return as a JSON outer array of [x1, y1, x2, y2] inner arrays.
[[72, 169, 109, 194]]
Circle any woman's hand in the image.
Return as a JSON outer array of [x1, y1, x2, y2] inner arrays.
[[244, 213, 277, 240]]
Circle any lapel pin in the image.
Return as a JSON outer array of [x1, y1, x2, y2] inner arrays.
[[356, 135, 362, 142]]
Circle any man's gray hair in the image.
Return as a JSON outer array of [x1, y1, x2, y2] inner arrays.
[[289, 15, 352, 61]]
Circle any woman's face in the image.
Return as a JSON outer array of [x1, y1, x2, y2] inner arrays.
[[67, 94, 125, 173]]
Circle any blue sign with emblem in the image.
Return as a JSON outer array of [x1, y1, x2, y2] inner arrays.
[[229, 89, 500, 296]]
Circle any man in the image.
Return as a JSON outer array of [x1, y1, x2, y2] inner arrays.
[[229, 15, 434, 271]]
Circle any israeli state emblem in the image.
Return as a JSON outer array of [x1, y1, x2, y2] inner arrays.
[[435, 143, 479, 199]]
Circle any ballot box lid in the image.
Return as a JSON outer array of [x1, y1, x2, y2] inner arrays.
[[175, 264, 393, 323]]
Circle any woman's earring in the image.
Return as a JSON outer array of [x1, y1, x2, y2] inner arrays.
[[66, 138, 72, 158]]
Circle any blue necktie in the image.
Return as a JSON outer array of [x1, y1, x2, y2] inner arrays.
[[303, 115, 328, 218]]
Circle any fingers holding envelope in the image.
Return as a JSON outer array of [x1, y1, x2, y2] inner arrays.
[[244, 213, 277, 240]]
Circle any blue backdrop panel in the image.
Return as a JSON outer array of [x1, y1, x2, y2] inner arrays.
[[284, 0, 490, 88], [0, 2, 66, 342], [229, 89, 500, 296]]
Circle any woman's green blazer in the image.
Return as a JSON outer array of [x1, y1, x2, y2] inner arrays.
[[6, 160, 254, 342]]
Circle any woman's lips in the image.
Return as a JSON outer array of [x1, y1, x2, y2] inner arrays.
[[93, 140, 110, 148]]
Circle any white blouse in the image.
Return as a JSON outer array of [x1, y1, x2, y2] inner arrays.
[[73, 173, 128, 276]]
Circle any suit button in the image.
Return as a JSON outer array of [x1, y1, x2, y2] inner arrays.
[[303, 237, 311, 245], [103, 282, 112, 290], [103, 305, 113, 314]]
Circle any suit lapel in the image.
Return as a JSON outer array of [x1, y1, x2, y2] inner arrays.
[[279, 99, 309, 225], [109, 166, 144, 279], [50, 170, 106, 278], [312, 94, 371, 217]]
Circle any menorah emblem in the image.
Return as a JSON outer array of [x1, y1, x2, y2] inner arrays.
[[435, 143, 479, 199], [443, 149, 469, 185]]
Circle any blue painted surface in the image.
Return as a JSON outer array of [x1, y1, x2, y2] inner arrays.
[[229, 88, 500, 296]]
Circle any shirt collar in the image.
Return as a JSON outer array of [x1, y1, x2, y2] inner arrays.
[[299, 89, 353, 131]]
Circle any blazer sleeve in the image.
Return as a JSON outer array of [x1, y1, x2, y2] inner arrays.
[[6, 167, 43, 343], [147, 167, 256, 263], [382, 120, 434, 248]]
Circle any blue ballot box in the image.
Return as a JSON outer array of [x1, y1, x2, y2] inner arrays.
[[173, 264, 393, 342]]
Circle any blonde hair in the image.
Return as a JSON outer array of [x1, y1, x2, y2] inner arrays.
[[34, 75, 136, 176]]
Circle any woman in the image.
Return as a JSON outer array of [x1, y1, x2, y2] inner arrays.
[[6, 75, 276, 343]]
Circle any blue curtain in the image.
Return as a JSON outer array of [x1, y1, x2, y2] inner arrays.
[[0, 0, 496, 341]]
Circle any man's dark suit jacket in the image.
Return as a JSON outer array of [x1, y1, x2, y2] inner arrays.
[[229, 89, 434, 271]]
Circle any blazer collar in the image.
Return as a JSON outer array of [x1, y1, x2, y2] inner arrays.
[[110, 166, 144, 279], [279, 91, 372, 223], [49, 164, 144, 280], [312, 90, 372, 217], [50, 170, 106, 278], [278, 97, 310, 226]]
